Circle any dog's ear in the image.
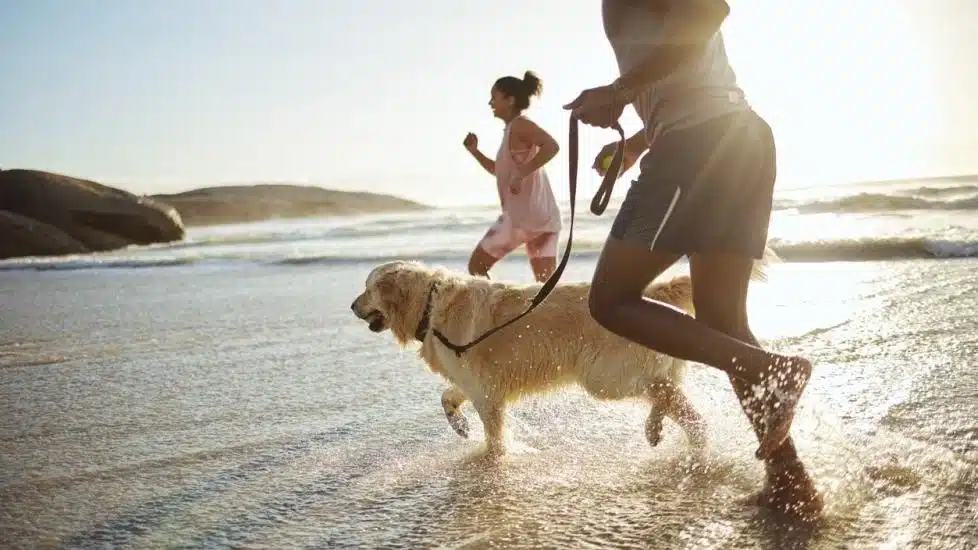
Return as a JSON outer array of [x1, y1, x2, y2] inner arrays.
[[375, 269, 405, 308], [375, 267, 421, 321], [374, 265, 429, 342]]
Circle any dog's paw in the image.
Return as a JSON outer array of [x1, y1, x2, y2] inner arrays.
[[445, 410, 470, 439], [687, 421, 709, 452], [485, 442, 506, 458], [645, 411, 665, 447]]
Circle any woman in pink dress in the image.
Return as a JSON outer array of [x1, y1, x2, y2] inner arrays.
[[463, 70, 562, 282]]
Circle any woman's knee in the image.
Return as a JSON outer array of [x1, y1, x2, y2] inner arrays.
[[467, 260, 484, 277], [588, 237, 680, 326], [468, 248, 494, 277]]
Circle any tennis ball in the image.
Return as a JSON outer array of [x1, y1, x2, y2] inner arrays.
[[600, 155, 613, 172]]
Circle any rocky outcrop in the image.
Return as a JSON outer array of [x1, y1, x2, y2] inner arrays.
[[150, 184, 429, 227], [0, 169, 185, 260], [0, 168, 431, 260]]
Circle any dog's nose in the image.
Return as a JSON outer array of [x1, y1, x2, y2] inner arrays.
[[350, 301, 356, 312]]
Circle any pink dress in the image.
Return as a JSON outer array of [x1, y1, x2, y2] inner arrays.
[[477, 116, 562, 259]]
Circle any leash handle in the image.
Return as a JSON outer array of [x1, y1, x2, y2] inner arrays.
[[432, 115, 627, 356], [589, 121, 627, 215]]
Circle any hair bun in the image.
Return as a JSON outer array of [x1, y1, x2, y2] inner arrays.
[[522, 70, 543, 97]]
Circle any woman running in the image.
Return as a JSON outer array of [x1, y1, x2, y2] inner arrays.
[[463, 70, 561, 282]]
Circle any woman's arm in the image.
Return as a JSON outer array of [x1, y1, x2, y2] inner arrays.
[[510, 117, 560, 176], [624, 129, 648, 156], [463, 132, 495, 175], [468, 147, 496, 176]]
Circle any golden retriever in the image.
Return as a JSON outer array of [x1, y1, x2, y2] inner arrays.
[[350, 254, 774, 456]]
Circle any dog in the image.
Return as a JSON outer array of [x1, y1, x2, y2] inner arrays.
[[351, 254, 774, 456]]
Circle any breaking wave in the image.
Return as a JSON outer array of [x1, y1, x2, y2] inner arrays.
[[2, 237, 976, 272]]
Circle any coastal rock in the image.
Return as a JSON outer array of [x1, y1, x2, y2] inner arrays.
[[0, 210, 90, 259], [0, 169, 185, 260], [0, 168, 431, 261], [150, 184, 429, 227]]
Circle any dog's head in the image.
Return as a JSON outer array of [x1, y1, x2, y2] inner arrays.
[[350, 260, 434, 344]]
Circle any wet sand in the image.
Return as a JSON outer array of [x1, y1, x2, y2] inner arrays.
[[1, 258, 976, 549]]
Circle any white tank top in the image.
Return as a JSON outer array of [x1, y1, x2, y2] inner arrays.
[[494, 116, 562, 234]]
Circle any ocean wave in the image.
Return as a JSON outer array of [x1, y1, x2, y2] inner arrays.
[[900, 184, 978, 198], [271, 238, 978, 265], [0, 257, 200, 272], [771, 238, 978, 262], [170, 218, 493, 250], [5, 179, 978, 272], [775, 193, 978, 214], [164, 182, 978, 246], [3, 237, 976, 272]]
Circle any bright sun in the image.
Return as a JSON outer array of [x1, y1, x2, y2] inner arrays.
[[721, 0, 941, 189]]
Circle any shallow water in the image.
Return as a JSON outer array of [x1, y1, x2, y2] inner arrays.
[[1, 257, 976, 549]]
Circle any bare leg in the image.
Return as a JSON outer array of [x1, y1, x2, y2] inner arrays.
[[441, 386, 469, 438], [467, 246, 498, 279], [529, 256, 555, 282], [646, 380, 708, 451], [527, 232, 558, 282], [688, 252, 822, 520], [588, 237, 812, 460]]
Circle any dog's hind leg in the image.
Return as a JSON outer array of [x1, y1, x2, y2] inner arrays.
[[441, 386, 470, 439], [646, 380, 708, 451]]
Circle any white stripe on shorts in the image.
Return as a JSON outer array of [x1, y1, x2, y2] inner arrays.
[[649, 187, 682, 250]]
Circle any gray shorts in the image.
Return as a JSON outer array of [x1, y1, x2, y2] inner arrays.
[[610, 109, 776, 259]]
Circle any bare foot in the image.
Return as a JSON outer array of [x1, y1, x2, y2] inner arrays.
[[755, 466, 824, 523], [755, 356, 812, 460]]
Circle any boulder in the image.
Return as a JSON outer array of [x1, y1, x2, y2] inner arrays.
[[0, 210, 90, 259], [0, 169, 185, 260]]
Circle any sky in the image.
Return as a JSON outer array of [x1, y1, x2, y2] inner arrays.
[[1, 0, 977, 207]]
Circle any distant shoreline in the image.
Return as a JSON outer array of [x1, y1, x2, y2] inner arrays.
[[150, 184, 431, 227]]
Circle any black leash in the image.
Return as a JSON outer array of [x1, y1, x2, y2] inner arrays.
[[429, 116, 627, 357]]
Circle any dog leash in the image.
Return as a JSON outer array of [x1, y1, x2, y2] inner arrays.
[[430, 115, 627, 357]]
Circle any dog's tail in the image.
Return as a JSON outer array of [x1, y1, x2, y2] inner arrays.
[[644, 275, 695, 315], [750, 245, 782, 283]]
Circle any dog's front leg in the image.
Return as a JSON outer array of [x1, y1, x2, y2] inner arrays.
[[646, 380, 708, 451], [441, 386, 470, 438], [474, 399, 506, 456]]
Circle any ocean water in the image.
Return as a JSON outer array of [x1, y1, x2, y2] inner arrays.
[[1, 178, 977, 549], [2, 176, 978, 272]]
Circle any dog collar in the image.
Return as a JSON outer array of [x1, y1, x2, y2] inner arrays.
[[414, 283, 437, 342]]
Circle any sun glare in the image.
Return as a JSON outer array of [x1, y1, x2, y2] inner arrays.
[[722, 0, 941, 188], [748, 261, 885, 345]]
